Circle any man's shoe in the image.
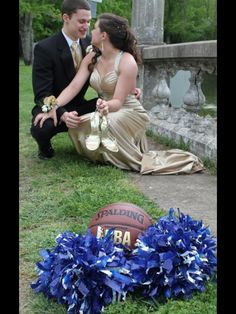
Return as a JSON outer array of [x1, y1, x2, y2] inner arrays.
[[38, 146, 55, 160]]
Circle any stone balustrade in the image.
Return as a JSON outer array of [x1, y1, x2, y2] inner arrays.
[[138, 40, 217, 162], [131, 1, 216, 162], [140, 41, 217, 111]]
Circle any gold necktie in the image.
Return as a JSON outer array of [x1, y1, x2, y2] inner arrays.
[[71, 41, 81, 72]]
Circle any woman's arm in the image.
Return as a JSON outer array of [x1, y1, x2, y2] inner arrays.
[[41, 52, 95, 126], [97, 53, 138, 113], [56, 52, 95, 107]]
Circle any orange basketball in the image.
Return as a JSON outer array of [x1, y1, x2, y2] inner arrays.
[[88, 202, 153, 248]]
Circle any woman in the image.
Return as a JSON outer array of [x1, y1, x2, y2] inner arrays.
[[47, 13, 204, 174]]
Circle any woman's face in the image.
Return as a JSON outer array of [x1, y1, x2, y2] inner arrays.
[[91, 20, 103, 48]]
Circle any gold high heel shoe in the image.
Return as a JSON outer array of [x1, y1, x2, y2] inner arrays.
[[85, 111, 101, 151], [100, 115, 119, 152]]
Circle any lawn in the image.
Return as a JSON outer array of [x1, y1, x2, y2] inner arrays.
[[19, 62, 216, 314]]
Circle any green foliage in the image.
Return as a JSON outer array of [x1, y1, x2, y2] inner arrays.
[[32, 7, 61, 42], [20, 0, 133, 42], [198, 107, 217, 119], [96, 0, 132, 22], [20, 0, 216, 43], [201, 158, 217, 176], [164, 0, 217, 43], [146, 129, 190, 151], [88, 0, 132, 31], [19, 0, 31, 13], [19, 0, 61, 41]]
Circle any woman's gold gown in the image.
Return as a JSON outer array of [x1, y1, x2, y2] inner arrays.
[[68, 52, 204, 175]]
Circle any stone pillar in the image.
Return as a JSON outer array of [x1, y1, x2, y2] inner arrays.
[[131, 0, 165, 108], [87, 1, 103, 18], [131, 0, 165, 45], [183, 69, 206, 113]]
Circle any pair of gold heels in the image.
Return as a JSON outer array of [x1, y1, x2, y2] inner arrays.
[[85, 111, 119, 152]]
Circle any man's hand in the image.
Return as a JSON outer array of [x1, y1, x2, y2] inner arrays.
[[33, 108, 57, 128], [61, 111, 81, 128]]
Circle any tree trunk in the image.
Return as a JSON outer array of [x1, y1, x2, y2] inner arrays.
[[19, 12, 33, 65]]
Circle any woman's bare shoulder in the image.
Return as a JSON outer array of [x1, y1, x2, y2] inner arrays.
[[119, 52, 137, 70]]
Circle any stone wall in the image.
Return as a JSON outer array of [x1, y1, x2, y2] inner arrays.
[[138, 41, 217, 162]]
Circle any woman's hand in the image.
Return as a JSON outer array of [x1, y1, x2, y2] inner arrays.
[[96, 98, 109, 115], [61, 111, 81, 128], [134, 88, 142, 100]]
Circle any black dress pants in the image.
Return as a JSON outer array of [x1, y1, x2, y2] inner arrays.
[[30, 98, 97, 150]]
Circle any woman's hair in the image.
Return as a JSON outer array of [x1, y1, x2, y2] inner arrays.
[[89, 13, 142, 71], [61, 0, 91, 17]]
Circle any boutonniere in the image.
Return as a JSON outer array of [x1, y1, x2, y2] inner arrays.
[[41, 95, 57, 112], [86, 45, 93, 54]]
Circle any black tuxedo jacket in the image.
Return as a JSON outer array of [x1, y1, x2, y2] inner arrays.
[[32, 31, 92, 119]]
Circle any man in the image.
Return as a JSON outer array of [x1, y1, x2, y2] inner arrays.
[[31, 0, 96, 159]]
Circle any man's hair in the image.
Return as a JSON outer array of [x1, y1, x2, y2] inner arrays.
[[61, 0, 91, 16]]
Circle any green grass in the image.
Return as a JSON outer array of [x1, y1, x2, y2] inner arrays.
[[198, 106, 217, 118], [19, 62, 216, 313]]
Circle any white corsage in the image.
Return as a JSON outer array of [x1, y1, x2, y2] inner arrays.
[[41, 95, 57, 112], [86, 45, 93, 54]]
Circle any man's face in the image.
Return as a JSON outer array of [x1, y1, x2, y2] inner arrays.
[[63, 9, 92, 40]]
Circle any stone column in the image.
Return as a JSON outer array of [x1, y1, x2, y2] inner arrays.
[[87, 0, 103, 18], [183, 69, 206, 113], [131, 0, 165, 45], [131, 0, 165, 109]]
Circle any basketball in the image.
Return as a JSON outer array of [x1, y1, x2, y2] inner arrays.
[[88, 202, 153, 248]]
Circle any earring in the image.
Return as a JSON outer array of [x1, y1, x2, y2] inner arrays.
[[101, 40, 104, 53]]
